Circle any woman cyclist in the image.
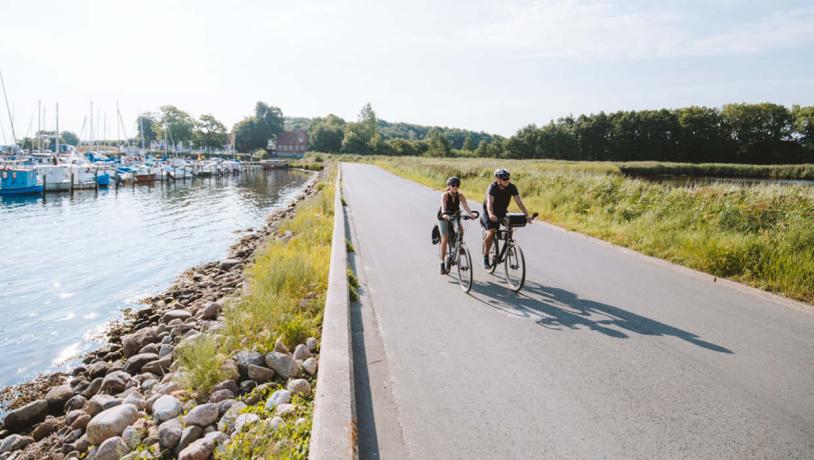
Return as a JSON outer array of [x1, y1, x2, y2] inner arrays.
[[438, 176, 478, 274]]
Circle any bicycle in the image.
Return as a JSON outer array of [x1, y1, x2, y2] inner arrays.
[[484, 212, 538, 292], [443, 210, 480, 293]]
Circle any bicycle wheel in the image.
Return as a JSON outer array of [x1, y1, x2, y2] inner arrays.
[[504, 243, 526, 292], [455, 244, 473, 292]]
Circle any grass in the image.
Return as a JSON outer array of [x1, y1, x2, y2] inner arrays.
[[174, 163, 338, 457], [361, 156, 814, 303], [618, 161, 814, 180]]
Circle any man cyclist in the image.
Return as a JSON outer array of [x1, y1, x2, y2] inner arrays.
[[481, 168, 530, 269]]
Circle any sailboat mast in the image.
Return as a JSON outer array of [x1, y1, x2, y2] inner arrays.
[[55, 103, 59, 155], [0, 68, 17, 147], [38, 100, 41, 152]]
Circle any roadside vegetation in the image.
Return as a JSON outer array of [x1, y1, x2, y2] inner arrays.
[[365, 156, 814, 303], [176, 164, 335, 458]]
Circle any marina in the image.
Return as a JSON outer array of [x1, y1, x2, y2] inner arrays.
[[0, 168, 312, 388]]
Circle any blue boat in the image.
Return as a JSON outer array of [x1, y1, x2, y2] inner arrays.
[[0, 169, 43, 195], [97, 172, 111, 187]]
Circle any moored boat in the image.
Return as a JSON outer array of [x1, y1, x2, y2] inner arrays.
[[0, 168, 43, 195]]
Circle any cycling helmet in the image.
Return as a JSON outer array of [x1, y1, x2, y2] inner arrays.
[[494, 168, 510, 180], [447, 176, 461, 187]]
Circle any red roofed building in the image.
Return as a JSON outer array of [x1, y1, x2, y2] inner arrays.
[[275, 130, 309, 158]]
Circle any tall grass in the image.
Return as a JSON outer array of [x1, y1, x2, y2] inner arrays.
[[618, 161, 814, 180], [372, 157, 814, 303], [223, 166, 334, 352]]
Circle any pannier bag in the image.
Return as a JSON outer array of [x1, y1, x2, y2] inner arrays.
[[432, 224, 440, 245], [506, 213, 528, 227]]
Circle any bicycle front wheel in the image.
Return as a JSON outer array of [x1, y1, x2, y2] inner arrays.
[[455, 244, 473, 293], [488, 238, 499, 274], [504, 243, 526, 292]]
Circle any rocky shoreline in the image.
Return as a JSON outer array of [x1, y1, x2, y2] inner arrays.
[[0, 171, 323, 459]]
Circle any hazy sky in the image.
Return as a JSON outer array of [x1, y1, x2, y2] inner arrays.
[[1, 0, 813, 140]]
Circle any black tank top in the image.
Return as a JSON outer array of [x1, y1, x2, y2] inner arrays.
[[437, 190, 460, 219]]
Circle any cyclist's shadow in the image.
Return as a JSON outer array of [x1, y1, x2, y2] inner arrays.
[[468, 279, 733, 354]]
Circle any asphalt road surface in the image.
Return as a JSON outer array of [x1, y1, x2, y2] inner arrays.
[[342, 163, 814, 459]]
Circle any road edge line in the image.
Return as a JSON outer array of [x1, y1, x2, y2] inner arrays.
[[310, 164, 358, 459]]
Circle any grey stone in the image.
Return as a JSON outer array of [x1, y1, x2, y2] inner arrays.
[[211, 379, 239, 395], [141, 355, 172, 375], [86, 403, 139, 445], [138, 343, 160, 355], [267, 416, 284, 431], [158, 418, 182, 449], [200, 302, 219, 320], [306, 337, 318, 352], [85, 394, 121, 416], [81, 377, 103, 398], [122, 327, 158, 358], [95, 436, 129, 460], [141, 379, 158, 392], [303, 357, 318, 376], [31, 417, 61, 440], [183, 403, 219, 427], [220, 359, 239, 381], [176, 425, 202, 453], [216, 401, 246, 433], [264, 389, 291, 412], [88, 361, 109, 379], [218, 259, 239, 270], [287, 379, 312, 397], [123, 353, 159, 375], [273, 339, 290, 354], [64, 394, 88, 412], [178, 437, 213, 460], [3, 399, 48, 432], [122, 425, 141, 450], [247, 364, 274, 383], [207, 389, 234, 403], [100, 370, 132, 394], [265, 351, 296, 379], [158, 344, 174, 358], [0, 434, 33, 454], [65, 409, 86, 426], [233, 350, 265, 377], [234, 413, 259, 433], [71, 413, 92, 431], [152, 395, 182, 423], [44, 385, 74, 414], [292, 344, 311, 360], [161, 310, 191, 324], [276, 403, 296, 417]]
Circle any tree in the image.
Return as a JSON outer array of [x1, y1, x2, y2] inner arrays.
[[721, 103, 794, 163], [792, 105, 814, 157], [135, 113, 159, 147], [193, 114, 227, 151], [462, 135, 474, 151], [157, 105, 194, 148], [254, 102, 284, 139], [341, 103, 379, 154], [425, 129, 451, 157], [232, 102, 285, 153], [61, 131, 79, 146], [308, 114, 345, 152], [475, 140, 489, 157]]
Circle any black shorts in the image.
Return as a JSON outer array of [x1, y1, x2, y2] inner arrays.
[[480, 213, 501, 230]]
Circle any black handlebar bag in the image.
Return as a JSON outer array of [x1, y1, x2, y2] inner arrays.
[[431, 224, 440, 245]]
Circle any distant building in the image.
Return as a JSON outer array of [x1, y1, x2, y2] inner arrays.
[[275, 130, 309, 158]]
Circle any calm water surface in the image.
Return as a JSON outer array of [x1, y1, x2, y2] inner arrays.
[[0, 169, 312, 388]]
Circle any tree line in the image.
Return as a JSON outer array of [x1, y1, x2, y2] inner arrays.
[[504, 103, 814, 164]]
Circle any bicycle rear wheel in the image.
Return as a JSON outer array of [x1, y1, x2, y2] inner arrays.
[[455, 244, 473, 292], [504, 243, 526, 292]]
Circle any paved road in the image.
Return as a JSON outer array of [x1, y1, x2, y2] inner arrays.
[[342, 163, 814, 459]]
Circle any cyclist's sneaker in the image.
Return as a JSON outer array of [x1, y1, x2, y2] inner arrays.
[[440, 262, 448, 275], [482, 255, 489, 269]]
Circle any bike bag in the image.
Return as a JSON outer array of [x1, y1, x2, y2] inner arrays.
[[506, 213, 528, 227], [431, 224, 440, 245]]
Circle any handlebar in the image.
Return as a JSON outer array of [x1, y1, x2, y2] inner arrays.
[[442, 210, 480, 220]]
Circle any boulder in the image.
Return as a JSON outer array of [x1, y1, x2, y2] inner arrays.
[[141, 355, 172, 375], [293, 344, 311, 360], [303, 357, 318, 376], [211, 380, 239, 395], [207, 389, 234, 403], [218, 259, 239, 270], [183, 403, 219, 427], [306, 337, 318, 352], [216, 401, 246, 433], [31, 417, 61, 441], [3, 399, 48, 432], [200, 302, 219, 320], [100, 371, 131, 394], [152, 395, 182, 423], [87, 361, 110, 379], [86, 403, 139, 445], [70, 413, 92, 431], [233, 351, 265, 378], [81, 377, 103, 398], [84, 394, 121, 416], [0, 434, 33, 454], [247, 364, 274, 383], [265, 352, 296, 379], [121, 327, 158, 358], [122, 425, 141, 450], [178, 436, 213, 460], [234, 413, 259, 434], [264, 390, 291, 412], [95, 436, 129, 460], [158, 418, 182, 449], [287, 379, 312, 397], [44, 385, 74, 414], [65, 409, 86, 426], [123, 353, 159, 375], [161, 310, 191, 324], [177, 425, 203, 453], [64, 395, 88, 412]]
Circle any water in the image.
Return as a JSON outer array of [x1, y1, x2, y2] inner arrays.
[[641, 175, 814, 187], [0, 169, 312, 388]]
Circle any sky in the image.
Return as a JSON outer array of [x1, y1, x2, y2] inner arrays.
[[1, 0, 813, 140]]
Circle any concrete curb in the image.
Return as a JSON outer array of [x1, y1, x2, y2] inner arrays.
[[310, 165, 358, 459]]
